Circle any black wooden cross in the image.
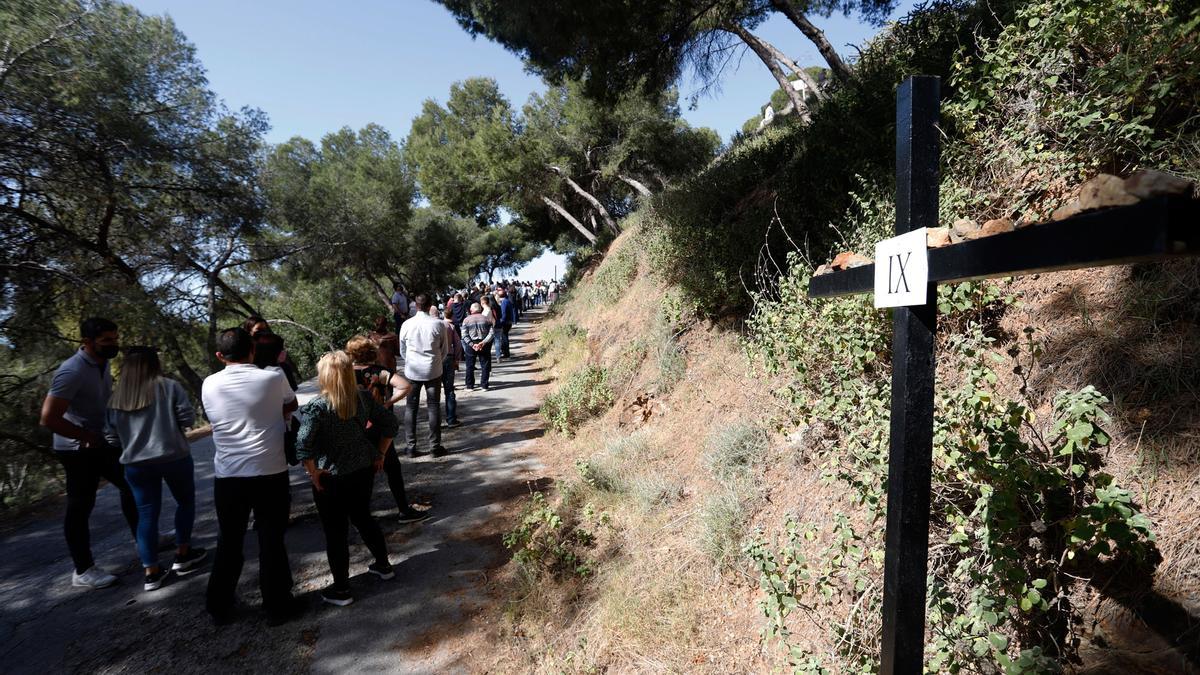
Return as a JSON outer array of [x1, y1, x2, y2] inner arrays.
[[807, 75, 1200, 673]]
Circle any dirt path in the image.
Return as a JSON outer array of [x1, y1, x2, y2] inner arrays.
[[0, 309, 549, 674]]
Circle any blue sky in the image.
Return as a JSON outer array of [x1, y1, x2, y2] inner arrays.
[[127, 0, 915, 280]]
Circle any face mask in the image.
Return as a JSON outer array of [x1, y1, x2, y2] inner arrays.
[[97, 345, 120, 360]]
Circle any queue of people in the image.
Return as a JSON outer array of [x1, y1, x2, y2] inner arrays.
[[38, 281, 543, 626]]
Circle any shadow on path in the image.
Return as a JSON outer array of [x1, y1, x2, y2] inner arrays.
[[0, 308, 552, 674]]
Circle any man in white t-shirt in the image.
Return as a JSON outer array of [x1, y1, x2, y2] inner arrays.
[[202, 326, 298, 626]]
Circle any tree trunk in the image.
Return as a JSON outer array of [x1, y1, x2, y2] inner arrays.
[[760, 39, 826, 102], [362, 269, 393, 313], [618, 174, 653, 197], [160, 330, 204, 398], [542, 196, 598, 244], [548, 165, 620, 236], [727, 24, 809, 121], [163, 243, 258, 316], [206, 275, 221, 373], [770, 0, 853, 82]]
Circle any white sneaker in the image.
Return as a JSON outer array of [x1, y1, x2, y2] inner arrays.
[[72, 566, 117, 589]]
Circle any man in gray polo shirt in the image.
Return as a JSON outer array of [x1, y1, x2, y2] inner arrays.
[[40, 317, 139, 589]]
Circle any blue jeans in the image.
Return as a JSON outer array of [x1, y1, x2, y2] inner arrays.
[[442, 356, 458, 423], [495, 323, 511, 357], [125, 455, 196, 569]]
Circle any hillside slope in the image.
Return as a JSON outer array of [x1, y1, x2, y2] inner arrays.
[[476, 224, 1199, 672], [468, 0, 1200, 670]]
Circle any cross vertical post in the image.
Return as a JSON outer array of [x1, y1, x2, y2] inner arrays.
[[880, 75, 941, 674]]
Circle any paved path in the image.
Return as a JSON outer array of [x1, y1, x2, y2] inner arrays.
[[0, 309, 549, 674]]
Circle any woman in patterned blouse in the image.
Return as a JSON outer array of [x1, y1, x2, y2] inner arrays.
[[296, 350, 398, 607]]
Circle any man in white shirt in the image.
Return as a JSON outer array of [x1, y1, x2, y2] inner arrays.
[[202, 327, 299, 626], [398, 294, 450, 458]]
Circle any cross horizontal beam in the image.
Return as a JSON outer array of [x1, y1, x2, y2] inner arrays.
[[808, 195, 1200, 298]]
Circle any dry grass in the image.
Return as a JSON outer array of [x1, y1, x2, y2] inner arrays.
[[473, 228, 788, 672], [477, 228, 1200, 672], [997, 262, 1200, 671]]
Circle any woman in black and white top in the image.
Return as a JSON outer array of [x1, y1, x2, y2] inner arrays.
[[296, 350, 398, 607]]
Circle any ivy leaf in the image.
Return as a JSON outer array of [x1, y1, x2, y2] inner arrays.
[[1129, 513, 1153, 532], [1066, 422, 1094, 443]]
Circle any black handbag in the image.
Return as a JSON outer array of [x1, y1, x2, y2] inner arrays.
[[284, 416, 300, 465]]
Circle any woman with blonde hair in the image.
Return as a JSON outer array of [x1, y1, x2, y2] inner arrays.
[[104, 346, 206, 591], [296, 350, 398, 606], [344, 336, 429, 523]]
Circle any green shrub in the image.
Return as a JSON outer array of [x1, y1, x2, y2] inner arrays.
[[576, 458, 622, 493], [503, 490, 599, 580], [588, 245, 638, 306], [539, 322, 586, 361], [605, 432, 652, 462], [748, 256, 1158, 669], [576, 432, 654, 494], [653, 336, 687, 395], [700, 488, 749, 570], [541, 365, 615, 435], [628, 475, 684, 512], [608, 337, 649, 390], [704, 423, 769, 485], [939, 0, 1200, 225]]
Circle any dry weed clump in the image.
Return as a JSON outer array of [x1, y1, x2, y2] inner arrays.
[[491, 230, 791, 671]]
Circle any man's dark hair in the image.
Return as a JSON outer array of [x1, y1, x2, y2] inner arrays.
[[393, 281, 404, 291], [216, 327, 254, 361], [254, 331, 284, 348], [80, 317, 118, 340], [414, 293, 432, 312]]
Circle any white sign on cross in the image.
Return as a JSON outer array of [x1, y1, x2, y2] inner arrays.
[[873, 227, 929, 308]]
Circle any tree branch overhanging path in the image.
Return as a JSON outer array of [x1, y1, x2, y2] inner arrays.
[[433, 0, 893, 127]]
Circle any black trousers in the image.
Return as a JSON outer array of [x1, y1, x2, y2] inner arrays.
[[56, 447, 138, 574], [206, 472, 293, 617], [312, 467, 389, 587], [381, 442, 410, 512]]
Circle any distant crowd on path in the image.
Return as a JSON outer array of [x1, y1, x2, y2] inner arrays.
[[38, 277, 559, 626]]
